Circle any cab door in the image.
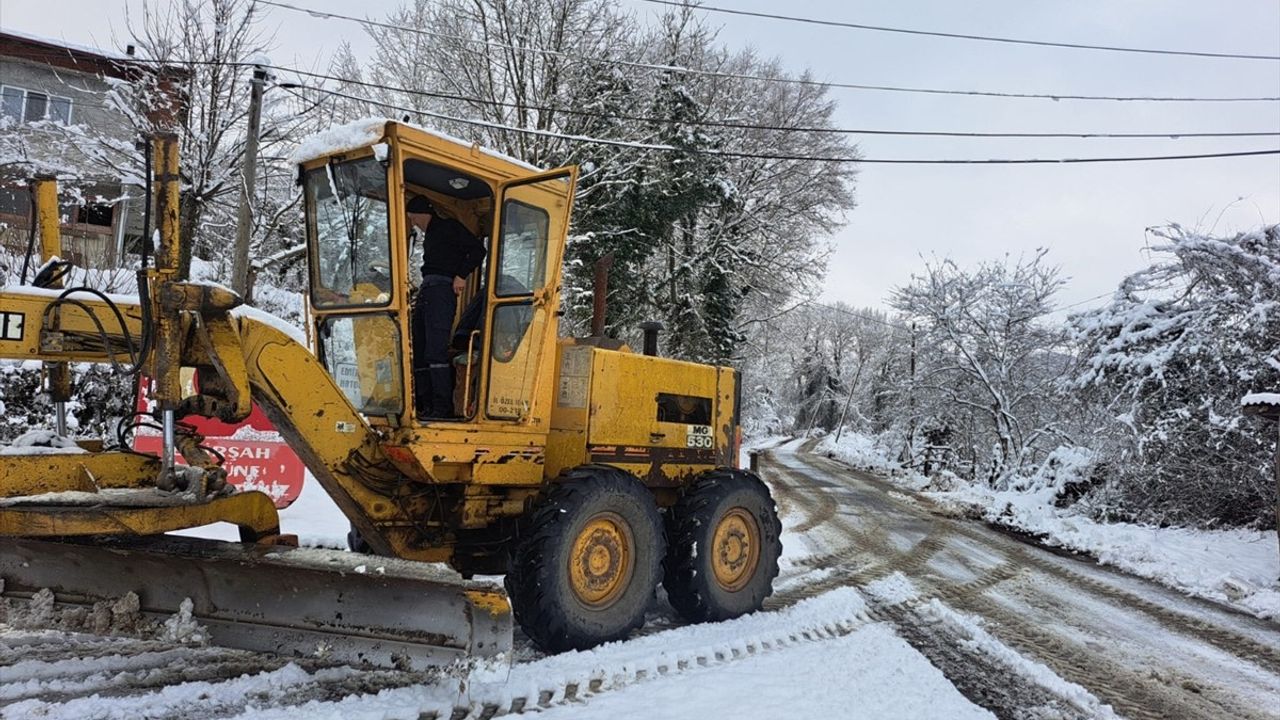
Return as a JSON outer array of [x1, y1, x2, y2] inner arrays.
[[482, 167, 578, 425]]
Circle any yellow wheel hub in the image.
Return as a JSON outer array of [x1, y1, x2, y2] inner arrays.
[[569, 512, 634, 608], [711, 508, 760, 592]]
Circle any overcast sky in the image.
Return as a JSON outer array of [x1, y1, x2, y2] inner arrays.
[[3, 0, 1278, 313]]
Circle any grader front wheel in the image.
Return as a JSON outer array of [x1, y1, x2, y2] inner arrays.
[[665, 468, 782, 623], [506, 466, 664, 653]]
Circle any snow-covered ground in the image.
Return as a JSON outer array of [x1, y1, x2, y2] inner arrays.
[[525, 623, 990, 720], [817, 431, 1280, 621]]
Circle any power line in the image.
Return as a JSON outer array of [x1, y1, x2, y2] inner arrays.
[[254, 0, 1280, 103], [27, 48, 1277, 136], [803, 300, 912, 331], [638, 0, 1280, 62], [269, 65, 1280, 140], [287, 83, 1280, 165]]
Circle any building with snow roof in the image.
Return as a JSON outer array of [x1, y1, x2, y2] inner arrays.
[[0, 29, 184, 269]]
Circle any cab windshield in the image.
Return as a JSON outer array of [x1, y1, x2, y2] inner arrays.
[[305, 157, 391, 307]]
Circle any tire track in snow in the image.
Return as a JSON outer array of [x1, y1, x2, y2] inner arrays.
[[761, 455, 1106, 719], [781, 447, 1280, 720], [801, 450, 1280, 677]]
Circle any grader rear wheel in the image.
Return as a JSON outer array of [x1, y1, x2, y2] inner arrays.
[[506, 466, 664, 653], [664, 468, 781, 623]]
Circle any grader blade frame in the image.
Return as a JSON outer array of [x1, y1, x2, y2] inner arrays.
[[0, 536, 512, 668]]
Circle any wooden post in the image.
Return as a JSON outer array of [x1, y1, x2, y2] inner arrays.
[[1242, 396, 1280, 579]]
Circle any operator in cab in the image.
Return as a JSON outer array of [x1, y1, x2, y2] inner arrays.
[[406, 194, 486, 420]]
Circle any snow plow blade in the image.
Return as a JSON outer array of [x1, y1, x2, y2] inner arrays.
[[0, 536, 512, 669]]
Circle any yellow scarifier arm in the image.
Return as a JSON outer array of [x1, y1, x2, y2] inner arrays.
[[1, 120, 778, 664]]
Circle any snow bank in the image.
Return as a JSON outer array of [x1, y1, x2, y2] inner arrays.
[[816, 431, 927, 488]]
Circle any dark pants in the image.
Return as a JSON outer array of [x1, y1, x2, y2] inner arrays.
[[413, 276, 457, 417]]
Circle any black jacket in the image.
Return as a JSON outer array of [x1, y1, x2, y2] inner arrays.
[[419, 217, 486, 279]]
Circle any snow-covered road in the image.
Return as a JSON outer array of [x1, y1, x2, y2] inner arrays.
[[3, 439, 1277, 719], [764, 440, 1280, 720]]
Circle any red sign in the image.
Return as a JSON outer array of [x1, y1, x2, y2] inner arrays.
[[135, 373, 306, 508]]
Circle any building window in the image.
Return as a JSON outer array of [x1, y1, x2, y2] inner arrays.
[[0, 85, 72, 125]]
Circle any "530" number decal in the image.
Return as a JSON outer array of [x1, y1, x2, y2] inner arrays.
[[686, 424, 713, 449]]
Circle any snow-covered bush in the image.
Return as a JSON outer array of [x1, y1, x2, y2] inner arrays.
[[1072, 224, 1280, 528], [818, 431, 908, 478]]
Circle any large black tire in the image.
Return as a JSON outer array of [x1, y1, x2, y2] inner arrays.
[[506, 465, 664, 653], [347, 523, 375, 555], [664, 468, 782, 623]]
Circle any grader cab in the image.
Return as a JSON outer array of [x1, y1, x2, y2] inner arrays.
[[0, 120, 781, 664]]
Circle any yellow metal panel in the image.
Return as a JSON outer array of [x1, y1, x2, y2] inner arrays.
[[717, 365, 738, 467], [0, 453, 160, 497], [583, 349, 727, 486], [547, 341, 592, 478], [385, 425, 547, 486], [0, 290, 146, 362], [0, 491, 279, 538], [588, 349, 719, 447]]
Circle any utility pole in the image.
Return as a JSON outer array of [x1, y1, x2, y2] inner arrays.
[[833, 362, 864, 445], [901, 322, 917, 464], [231, 65, 267, 300]]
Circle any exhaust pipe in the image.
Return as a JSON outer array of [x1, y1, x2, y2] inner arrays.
[[639, 321, 663, 356], [591, 253, 614, 337]]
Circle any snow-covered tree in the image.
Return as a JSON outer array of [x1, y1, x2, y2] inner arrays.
[[891, 250, 1070, 482], [109, 0, 322, 284], [1072, 225, 1280, 527], [339, 0, 856, 364]]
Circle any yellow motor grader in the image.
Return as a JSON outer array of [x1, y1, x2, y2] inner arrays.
[[0, 120, 781, 666]]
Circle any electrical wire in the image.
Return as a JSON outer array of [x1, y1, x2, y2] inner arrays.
[[269, 66, 1280, 140], [801, 299, 911, 331], [20, 54, 1279, 138], [286, 83, 1280, 165], [253, 0, 1280, 103], [637, 0, 1280, 62]]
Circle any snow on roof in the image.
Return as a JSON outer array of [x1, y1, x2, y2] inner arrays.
[[1242, 393, 1280, 407], [0, 27, 134, 62], [396, 119, 542, 172], [289, 117, 542, 173], [288, 118, 387, 165]]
